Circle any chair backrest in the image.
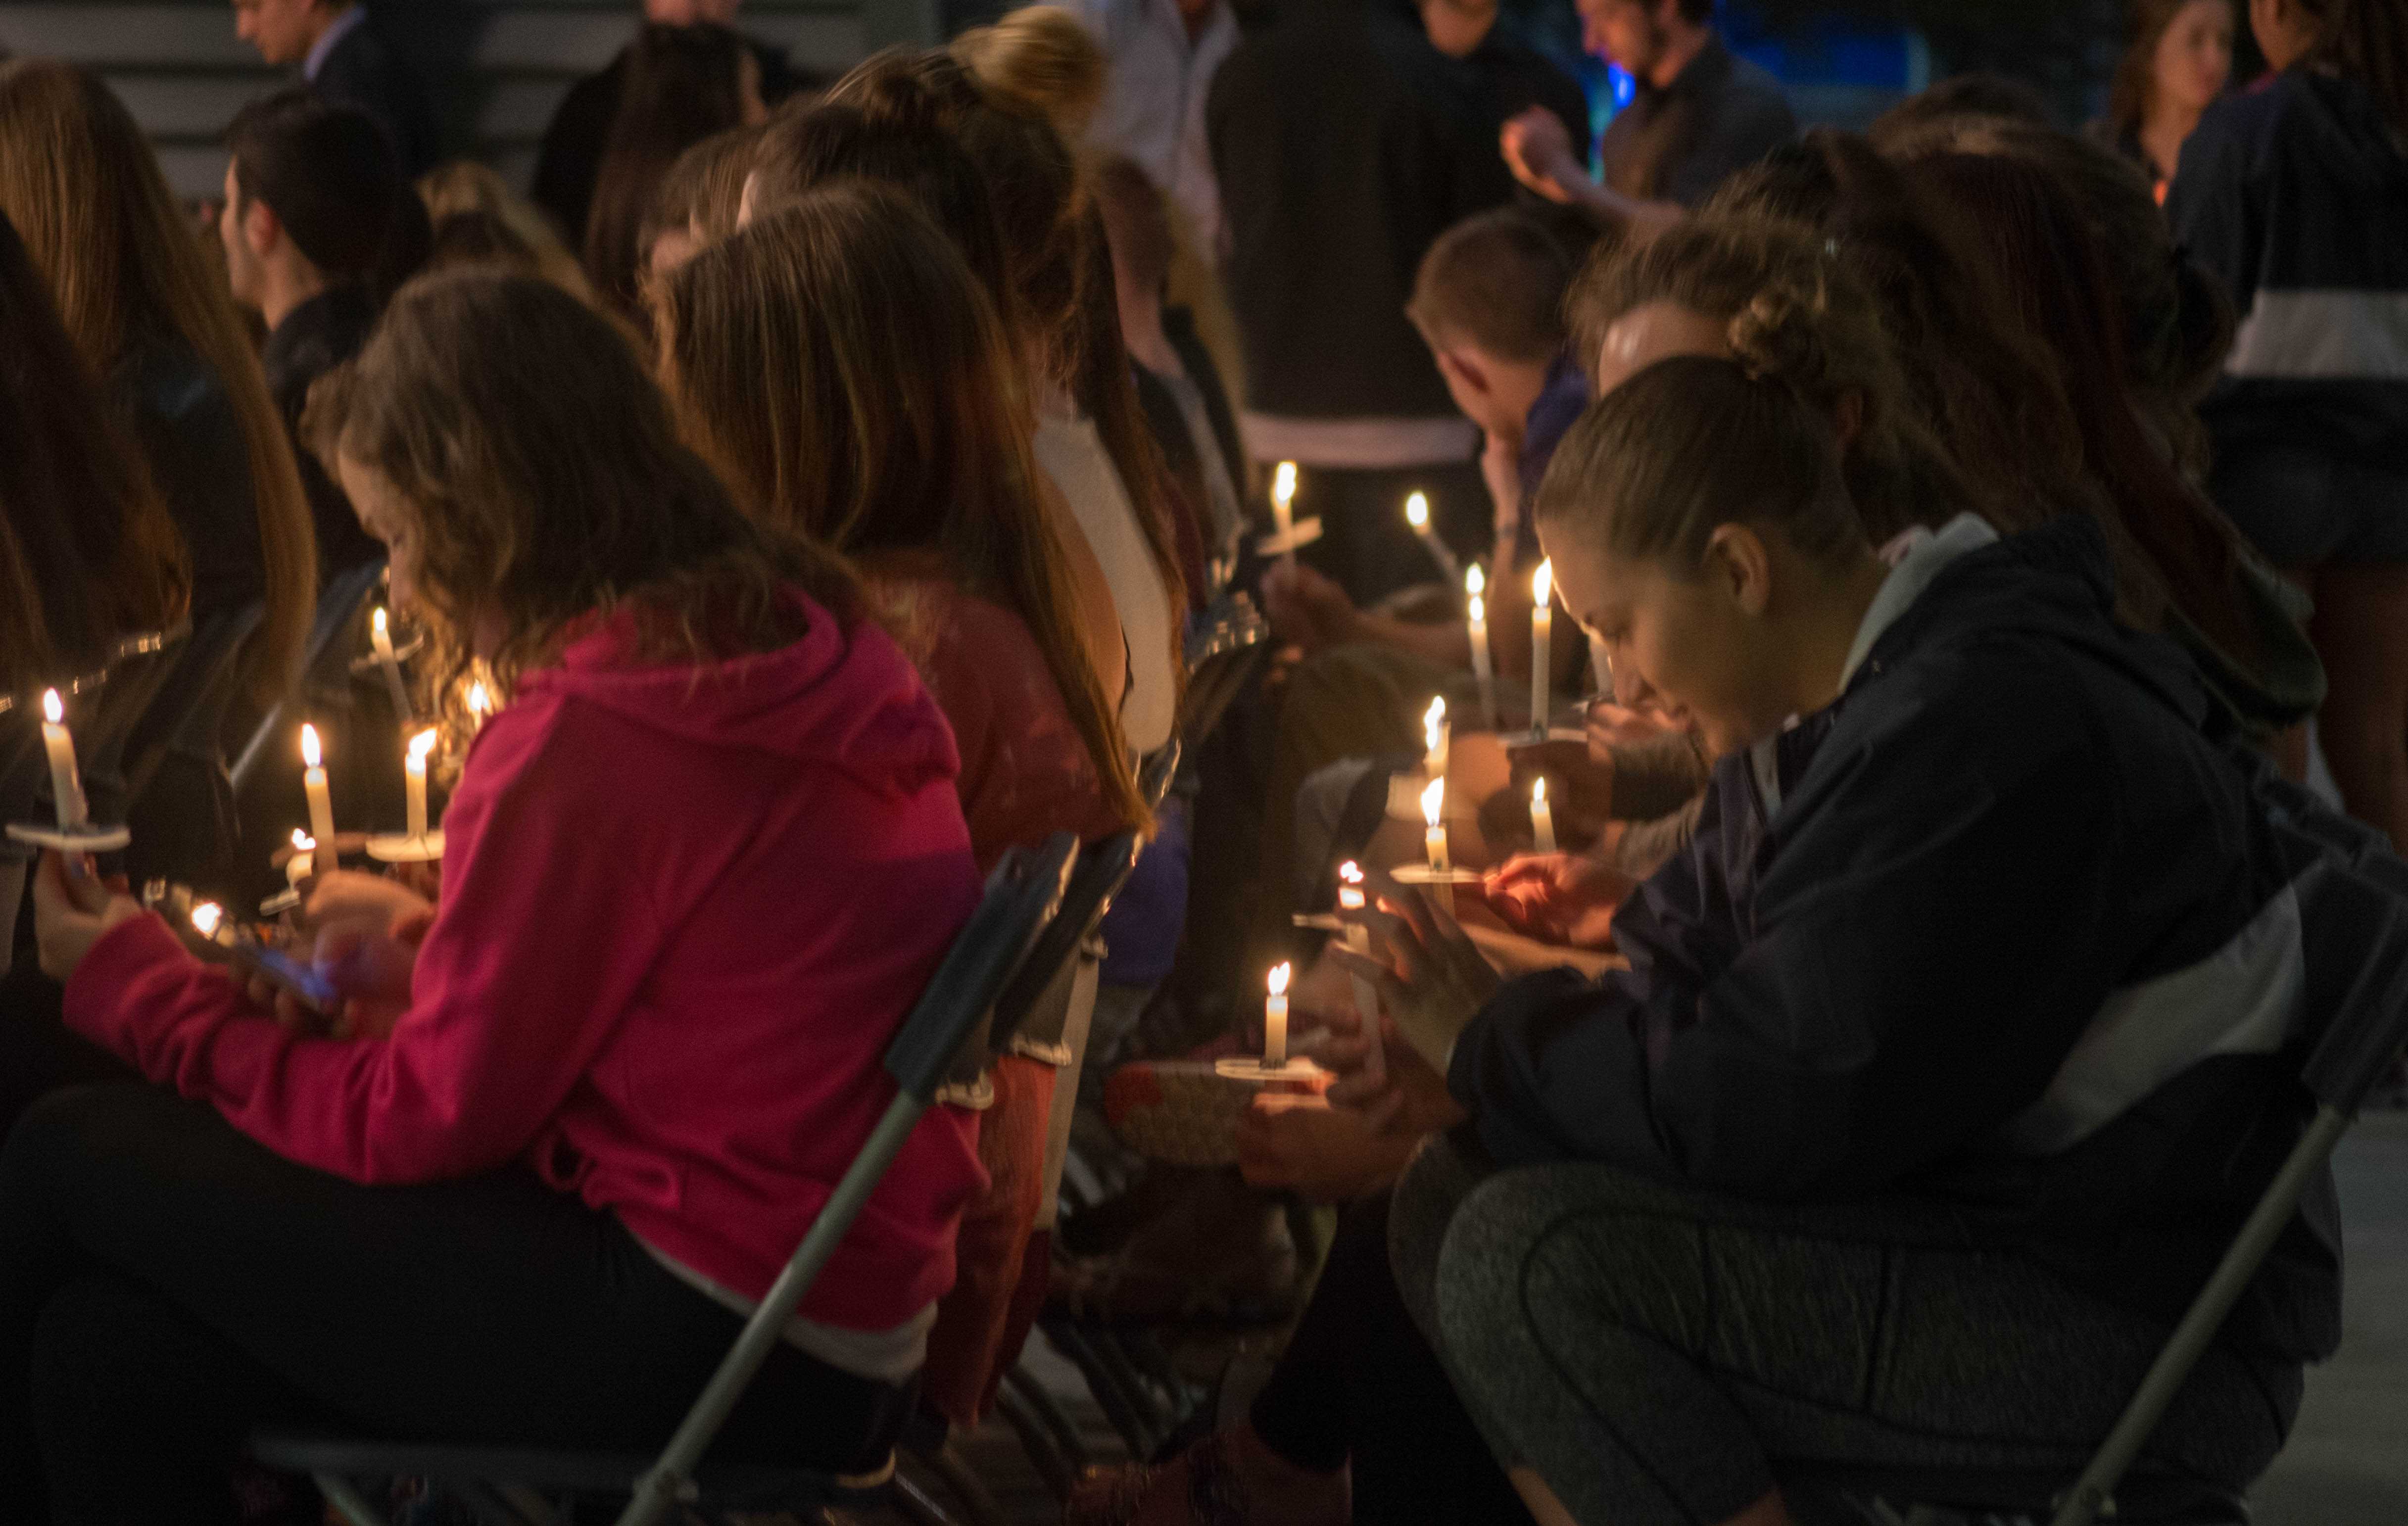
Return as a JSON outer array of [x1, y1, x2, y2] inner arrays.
[[123, 601, 267, 804], [992, 831, 1144, 1057], [1178, 595, 1269, 752], [229, 560, 386, 791], [0, 625, 190, 830], [2288, 857, 2408, 1115], [883, 833, 1078, 1103]]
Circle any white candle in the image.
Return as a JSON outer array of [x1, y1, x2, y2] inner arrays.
[[287, 828, 315, 885], [404, 728, 437, 839], [1532, 776, 1558, 854], [1264, 960, 1291, 1066], [1337, 861, 1384, 1084], [1271, 460, 1297, 545], [1421, 776, 1449, 873], [370, 607, 412, 723], [1422, 695, 1449, 781], [1404, 491, 1460, 586], [1531, 558, 1553, 738], [299, 724, 337, 855], [1466, 567, 1495, 725], [38, 689, 86, 828]]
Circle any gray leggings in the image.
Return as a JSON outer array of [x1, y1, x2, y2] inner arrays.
[[1390, 1139, 2301, 1526]]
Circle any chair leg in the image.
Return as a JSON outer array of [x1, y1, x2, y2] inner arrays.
[[314, 1475, 394, 1526], [921, 1436, 1012, 1526], [889, 1464, 967, 1526], [1045, 1322, 1157, 1458], [1004, 1360, 1092, 1473], [994, 1378, 1076, 1500]]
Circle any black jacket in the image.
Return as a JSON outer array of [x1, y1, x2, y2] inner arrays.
[[1206, 0, 1586, 421], [108, 338, 264, 632], [262, 284, 384, 581], [1450, 518, 2338, 1361], [312, 16, 438, 176], [1598, 35, 1793, 207], [2168, 70, 2408, 473]]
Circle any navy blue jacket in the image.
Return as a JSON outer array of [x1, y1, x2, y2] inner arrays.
[[2168, 70, 2408, 472], [311, 15, 438, 176], [1449, 518, 2338, 1361]]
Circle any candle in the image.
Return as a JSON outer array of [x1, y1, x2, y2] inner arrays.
[[190, 900, 229, 947], [370, 607, 413, 723], [1422, 695, 1448, 781], [465, 677, 492, 732], [287, 828, 315, 885], [299, 723, 337, 855], [1466, 567, 1495, 725], [1422, 776, 1449, 873], [1531, 558, 1554, 738], [1404, 491, 1461, 586], [38, 689, 86, 828], [404, 728, 437, 839], [1264, 961, 1291, 1066], [1271, 460, 1298, 545], [1336, 861, 1384, 1084], [1531, 776, 1558, 854]]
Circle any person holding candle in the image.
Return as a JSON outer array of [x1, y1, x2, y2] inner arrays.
[[1311, 348, 2336, 1526], [9, 272, 987, 1519]]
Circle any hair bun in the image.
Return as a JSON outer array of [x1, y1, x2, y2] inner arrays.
[[1726, 283, 1828, 392]]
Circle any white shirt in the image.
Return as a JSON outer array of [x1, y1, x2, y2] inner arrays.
[[1058, 0, 1240, 261], [1033, 412, 1180, 755]]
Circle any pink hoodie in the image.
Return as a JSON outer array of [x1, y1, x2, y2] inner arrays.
[[65, 596, 987, 1333]]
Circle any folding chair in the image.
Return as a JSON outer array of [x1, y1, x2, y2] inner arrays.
[[1177, 595, 1269, 756], [251, 832, 1083, 1526], [229, 559, 385, 792], [118, 601, 267, 886]]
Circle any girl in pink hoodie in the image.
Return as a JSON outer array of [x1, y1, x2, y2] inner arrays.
[[9, 272, 986, 1522]]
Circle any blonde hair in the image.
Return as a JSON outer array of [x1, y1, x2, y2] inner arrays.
[[658, 185, 1149, 832], [418, 161, 610, 310], [952, 6, 1106, 144], [0, 59, 313, 697]]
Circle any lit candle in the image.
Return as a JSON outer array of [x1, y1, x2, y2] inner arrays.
[[299, 724, 337, 855], [404, 727, 437, 839], [1336, 861, 1384, 1084], [1466, 567, 1495, 725], [190, 900, 230, 947], [1404, 491, 1461, 587], [287, 828, 315, 885], [465, 677, 492, 732], [1264, 961, 1291, 1066], [1422, 695, 1448, 781], [1530, 558, 1553, 739], [38, 689, 86, 828], [1422, 776, 1449, 873], [370, 607, 413, 723], [1531, 776, 1557, 854], [1270, 460, 1298, 546]]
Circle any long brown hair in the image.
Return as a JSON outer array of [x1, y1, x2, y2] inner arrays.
[[585, 23, 756, 316], [0, 209, 186, 688], [2106, 0, 2238, 142], [304, 271, 857, 719], [657, 186, 1148, 831], [0, 59, 314, 696], [2297, 0, 2408, 136]]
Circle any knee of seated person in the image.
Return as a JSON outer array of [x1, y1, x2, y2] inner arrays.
[[0, 1082, 176, 1205]]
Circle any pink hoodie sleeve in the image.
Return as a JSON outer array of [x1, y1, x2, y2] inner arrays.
[[63, 704, 666, 1185]]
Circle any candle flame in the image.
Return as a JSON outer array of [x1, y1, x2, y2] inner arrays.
[[1267, 961, 1291, 997], [1533, 776, 1548, 807], [291, 828, 313, 852], [1423, 695, 1445, 755], [299, 723, 322, 769], [41, 687, 62, 725], [372, 606, 389, 638], [466, 679, 491, 716], [1468, 592, 1485, 624], [1533, 558, 1553, 610], [1465, 563, 1484, 597], [1339, 860, 1364, 885], [1421, 776, 1445, 828], [408, 727, 439, 762], [1272, 461, 1297, 507], [1404, 490, 1429, 529], [190, 902, 223, 939]]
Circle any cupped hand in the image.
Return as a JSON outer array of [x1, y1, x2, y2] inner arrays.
[[1325, 882, 1500, 1074], [29, 852, 144, 984], [309, 921, 419, 1039], [1500, 107, 1583, 203], [1260, 558, 1362, 653], [1484, 850, 1634, 950], [1302, 1001, 1467, 1142]]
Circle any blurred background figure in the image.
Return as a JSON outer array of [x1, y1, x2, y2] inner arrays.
[[2095, 0, 2237, 200], [228, 0, 436, 174]]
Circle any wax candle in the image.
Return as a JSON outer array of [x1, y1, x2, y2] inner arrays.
[[1466, 567, 1495, 725], [38, 689, 86, 828], [404, 727, 437, 838], [370, 608, 413, 723], [287, 828, 315, 885], [190, 901, 229, 947], [1337, 861, 1384, 1084], [299, 724, 337, 854], [1422, 695, 1448, 781], [1532, 776, 1557, 854], [1404, 491, 1460, 586], [1271, 460, 1298, 545], [1264, 961, 1291, 1066], [1422, 776, 1449, 872], [1531, 558, 1553, 738]]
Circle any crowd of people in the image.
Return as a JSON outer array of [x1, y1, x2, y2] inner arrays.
[[0, 0, 2405, 1522]]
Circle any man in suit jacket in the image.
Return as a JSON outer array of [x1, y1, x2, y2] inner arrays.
[[231, 0, 438, 174]]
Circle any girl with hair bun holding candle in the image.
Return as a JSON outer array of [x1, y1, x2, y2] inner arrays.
[[14, 271, 985, 1520]]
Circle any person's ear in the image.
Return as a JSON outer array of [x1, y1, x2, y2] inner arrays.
[[242, 197, 281, 262], [1701, 522, 1774, 618], [1439, 348, 1491, 396]]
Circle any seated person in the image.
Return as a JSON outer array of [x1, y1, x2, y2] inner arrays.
[[1320, 351, 2330, 1526], [9, 272, 986, 1521]]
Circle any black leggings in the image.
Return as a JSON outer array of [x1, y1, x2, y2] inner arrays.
[[0, 1074, 915, 1525], [1247, 1188, 1535, 1525]]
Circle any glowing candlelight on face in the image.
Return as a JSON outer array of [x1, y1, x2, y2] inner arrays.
[[1422, 695, 1448, 780], [1465, 566, 1494, 725], [1422, 776, 1449, 873], [1532, 776, 1558, 854], [1336, 861, 1384, 1083], [38, 689, 86, 828], [1264, 961, 1292, 1066], [1531, 558, 1554, 738], [299, 724, 337, 856], [404, 728, 438, 838], [288, 828, 316, 885], [370, 607, 412, 722]]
